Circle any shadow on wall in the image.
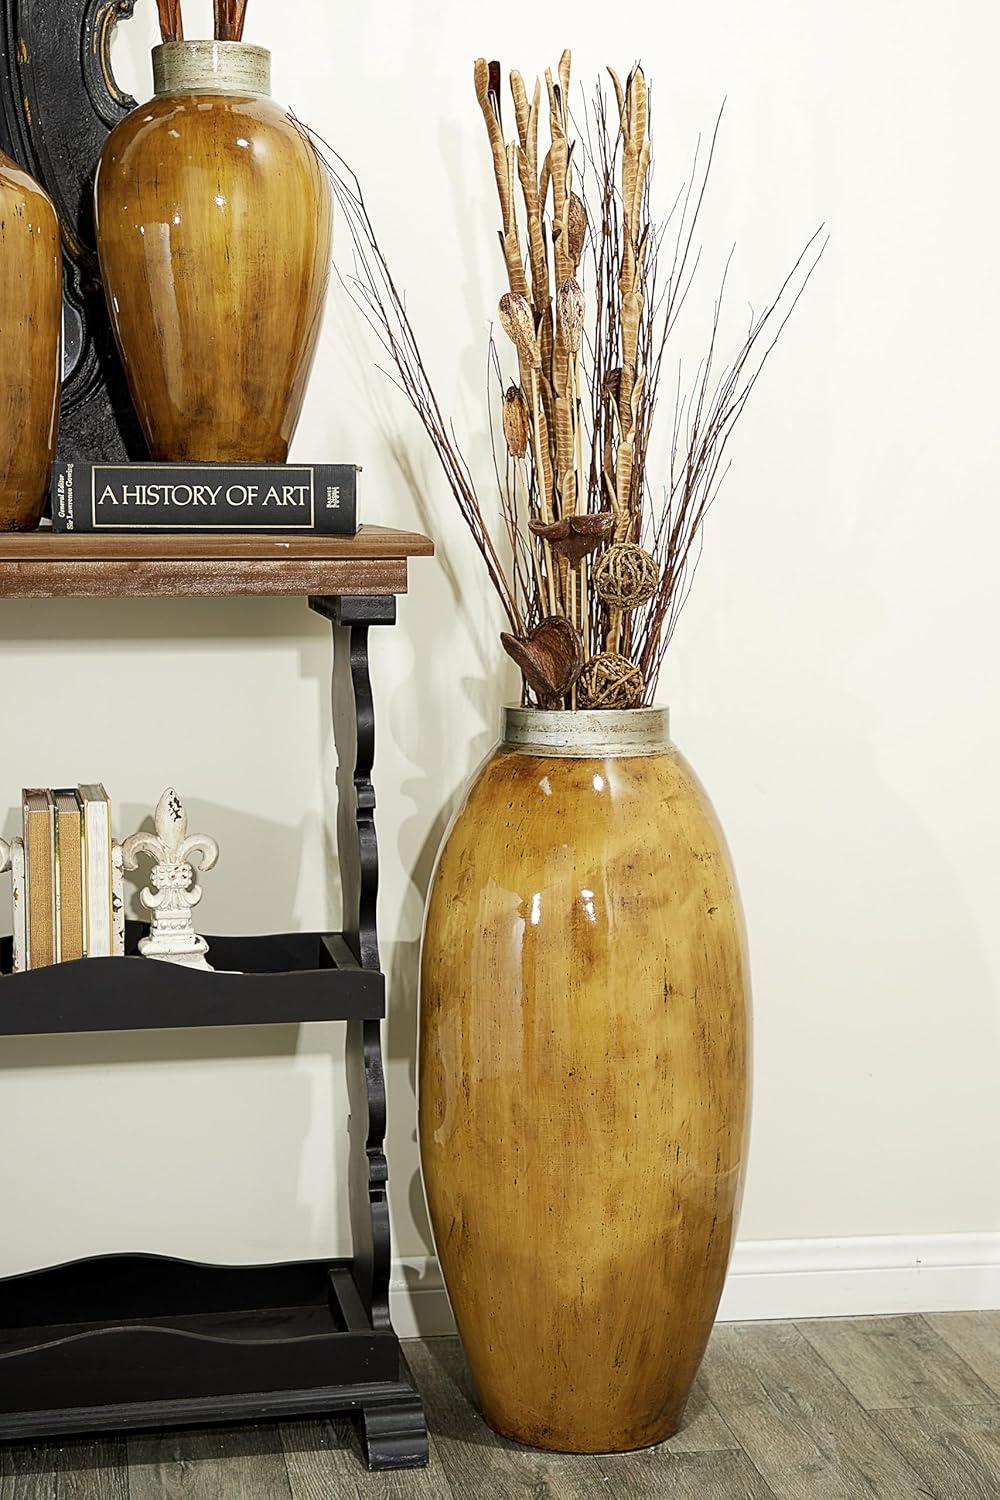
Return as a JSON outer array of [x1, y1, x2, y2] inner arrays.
[[323, 154, 525, 1264], [389, 670, 502, 1261], [0, 593, 344, 945]]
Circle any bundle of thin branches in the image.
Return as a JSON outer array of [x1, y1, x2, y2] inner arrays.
[[319, 55, 825, 710]]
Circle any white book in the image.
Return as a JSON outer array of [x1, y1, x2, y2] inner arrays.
[[10, 838, 25, 974], [111, 842, 125, 957], [79, 784, 112, 958]]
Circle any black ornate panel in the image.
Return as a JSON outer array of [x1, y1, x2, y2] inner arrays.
[[0, 0, 146, 459], [310, 592, 398, 1333]]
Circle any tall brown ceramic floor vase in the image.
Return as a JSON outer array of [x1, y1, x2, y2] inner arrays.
[[419, 706, 751, 1453], [94, 40, 332, 463], [0, 150, 62, 530]]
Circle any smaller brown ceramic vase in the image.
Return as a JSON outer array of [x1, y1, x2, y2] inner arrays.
[[0, 149, 62, 530], [94, 41, 333, 463]]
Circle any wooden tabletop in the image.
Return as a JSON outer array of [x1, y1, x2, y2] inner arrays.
[[0, 525, 434, 599]]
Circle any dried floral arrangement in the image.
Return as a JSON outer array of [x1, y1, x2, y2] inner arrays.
[[155, 0, 249, 42], [324, 52, 824, 710]]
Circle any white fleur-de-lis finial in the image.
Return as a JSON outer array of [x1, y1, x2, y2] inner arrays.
[[122, 788, 219, 970]]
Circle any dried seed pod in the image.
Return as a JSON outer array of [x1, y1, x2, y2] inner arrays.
[[578, 653, 645, 709], [603, 366, 623, 404], [498, 291, 540, 368], [501, 616, 585, 701], [556, 278, 585, 354], [567, 192, 588, 263], [529, 512, 614, 566], [488, 60, 503, 121], [501, 385, 531, 458], [593, 542, 659, 608]]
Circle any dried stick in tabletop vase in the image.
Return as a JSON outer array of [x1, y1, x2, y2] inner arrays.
[[156, 0, 184, 42], [214, 0, 250, 41]]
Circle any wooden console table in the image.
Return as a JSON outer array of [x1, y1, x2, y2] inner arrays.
[[0, 526, 434, 1470]]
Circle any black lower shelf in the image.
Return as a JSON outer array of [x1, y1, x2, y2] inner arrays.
[[0, 926, 384, 1034], [0, 1253, 425, 1467]]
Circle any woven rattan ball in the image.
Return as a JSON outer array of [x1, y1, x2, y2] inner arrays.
[[578, 653, 645, 710], [593, 542, 659, 608]]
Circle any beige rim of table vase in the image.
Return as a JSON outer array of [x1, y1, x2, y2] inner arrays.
[[152, 40, 271, 97]]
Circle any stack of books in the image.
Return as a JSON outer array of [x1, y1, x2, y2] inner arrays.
[[8, 786, 124, 970]]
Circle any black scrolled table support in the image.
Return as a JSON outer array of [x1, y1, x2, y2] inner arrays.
[[309, 594, 394, 1318], [309, 593, 427, 1468]]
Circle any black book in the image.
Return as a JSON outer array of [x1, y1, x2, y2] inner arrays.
[[50, 462, 359, 534]]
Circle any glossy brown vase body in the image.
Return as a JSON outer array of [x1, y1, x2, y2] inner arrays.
[[94, 42, 332, 462], [419, 707, 751, 1453], [0, 150, 61, 530]]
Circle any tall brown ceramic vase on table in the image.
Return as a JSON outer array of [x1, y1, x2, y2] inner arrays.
[[94, 40, 332, 462], [420, 706, 751, 1452], [0, 150, 61, 530]]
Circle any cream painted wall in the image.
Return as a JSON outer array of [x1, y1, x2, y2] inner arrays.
[[1, 0, 997, 1279]]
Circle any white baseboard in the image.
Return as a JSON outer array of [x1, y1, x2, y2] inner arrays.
[[389, 1233, 1000, 1339], [391, 1257, 455, 1340], [718, 1233, 1000, 1321]]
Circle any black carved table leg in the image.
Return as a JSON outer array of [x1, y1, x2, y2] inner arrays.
[[309, 594, 429, 1471]]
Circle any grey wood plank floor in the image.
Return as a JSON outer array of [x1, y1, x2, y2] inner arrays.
[[4, 1313, 1000, 1497]]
